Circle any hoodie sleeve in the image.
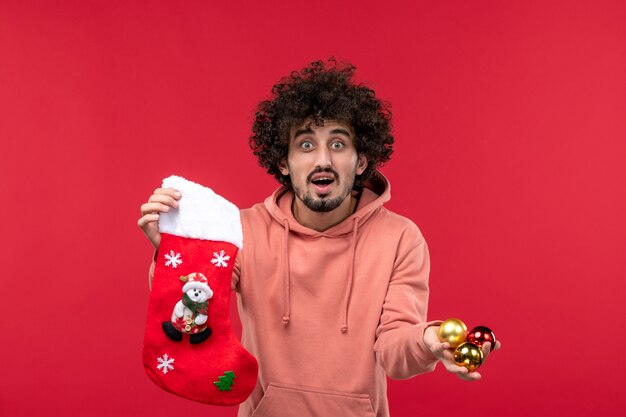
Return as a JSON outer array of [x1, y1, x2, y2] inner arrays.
[[373, 222, 441, 380]]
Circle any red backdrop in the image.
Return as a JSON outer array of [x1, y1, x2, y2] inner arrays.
[[1, 1, 625, 416]]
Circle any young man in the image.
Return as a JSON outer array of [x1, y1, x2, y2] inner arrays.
[[138, 59, 499, 417]]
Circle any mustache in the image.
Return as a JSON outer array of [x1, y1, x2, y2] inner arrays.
[[307, 167, 338, 183]]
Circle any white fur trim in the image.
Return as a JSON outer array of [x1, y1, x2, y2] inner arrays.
[[159, 175, 243, 249]]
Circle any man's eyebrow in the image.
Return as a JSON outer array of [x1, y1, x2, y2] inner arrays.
[[329, 128, 352, 137], [293, 127, 314, 139], [292, 127, 353, 139]]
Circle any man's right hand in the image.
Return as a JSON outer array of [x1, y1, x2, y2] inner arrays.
[[137, 187, 181, 249]]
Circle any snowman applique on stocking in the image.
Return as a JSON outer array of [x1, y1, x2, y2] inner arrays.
[[143, 175, 258, 405]]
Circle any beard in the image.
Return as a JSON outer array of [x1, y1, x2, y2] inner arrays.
[[292, 167, 356, 213], [301, 193, 347, 212]]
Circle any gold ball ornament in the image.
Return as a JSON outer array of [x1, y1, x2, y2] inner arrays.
[[454, 342, 483, 372], [437, 318, 468, 348]]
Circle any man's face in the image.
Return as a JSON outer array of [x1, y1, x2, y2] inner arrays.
[[279, 120, 368, 212]]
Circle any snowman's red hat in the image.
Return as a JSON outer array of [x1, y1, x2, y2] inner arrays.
[[180, 272, 214, 298]]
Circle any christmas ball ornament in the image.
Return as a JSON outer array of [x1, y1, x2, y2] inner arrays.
[[438, 318, 468, 348], [454, 342, 483, 372], [467, 326, 497, 352]]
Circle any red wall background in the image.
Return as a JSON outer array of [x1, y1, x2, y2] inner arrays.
[[1, 1, 625, 416]]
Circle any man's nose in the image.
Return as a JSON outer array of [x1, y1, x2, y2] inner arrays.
[[314, 147, 331, 167]]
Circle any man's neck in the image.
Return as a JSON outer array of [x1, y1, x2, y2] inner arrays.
[[292, 194, 358, 232]]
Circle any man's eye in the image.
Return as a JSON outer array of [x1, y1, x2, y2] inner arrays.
[[301, 141, 313, 150], [331, 141, 345, 150]]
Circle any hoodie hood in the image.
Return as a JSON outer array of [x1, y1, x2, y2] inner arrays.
[[263, 170, 390, 236], [263, 170, 391, 333]]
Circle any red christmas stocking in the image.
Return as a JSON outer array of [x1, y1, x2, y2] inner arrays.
[[142, 175, 258, 405]]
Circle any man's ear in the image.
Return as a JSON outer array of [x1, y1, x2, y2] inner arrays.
[[356, 154, 368, 175], [279, 159, 289, 176]]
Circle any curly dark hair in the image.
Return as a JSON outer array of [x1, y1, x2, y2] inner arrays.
[[249, 57, 394, 190]]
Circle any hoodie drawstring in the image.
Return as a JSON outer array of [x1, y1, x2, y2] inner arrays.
[[282, 219, 291, 326], [340, 217, 359, 333], [280, 217, 360, 334]]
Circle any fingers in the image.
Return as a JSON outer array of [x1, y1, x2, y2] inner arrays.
[[140, 202, 173, 216], [153, 187, 182, 199], [137, 187, 180, 251], [440, 349, 464, 372], [481, 342, 492, 361], [137, 212, 161, 249], [137, 213, 160, 228], [481, 340, 501, 362], [442, 349, 455, 363], [439, 348, 482, 381], [457, 371, 481, 381], [148, 188, 180, 207], [140, 188, 181, 216], [429, 342, 451, 358], [147, 196, 178, 209], [441, 356, 482, 381], [441, 357, 469, 375]]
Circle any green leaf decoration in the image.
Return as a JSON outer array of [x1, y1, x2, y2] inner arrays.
[[214, 371, 236, 391]]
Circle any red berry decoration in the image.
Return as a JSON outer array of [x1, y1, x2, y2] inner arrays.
[[467, 326, 497, 352]]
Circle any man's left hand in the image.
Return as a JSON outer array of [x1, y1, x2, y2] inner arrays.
[[423, 325, 502, 381]]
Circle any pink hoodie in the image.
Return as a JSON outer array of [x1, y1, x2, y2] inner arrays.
[[232, 171, 440, 417], [147, 172, 440, 415]]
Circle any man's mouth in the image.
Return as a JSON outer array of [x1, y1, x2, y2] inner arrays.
[[310, 173, 336, 194]]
